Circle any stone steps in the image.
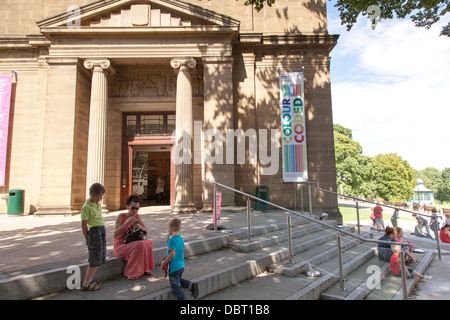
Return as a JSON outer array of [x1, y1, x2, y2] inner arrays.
[[33, 215, 435, 300]]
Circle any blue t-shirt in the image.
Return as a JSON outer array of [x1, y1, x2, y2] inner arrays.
[[167, 234, 185, 274]]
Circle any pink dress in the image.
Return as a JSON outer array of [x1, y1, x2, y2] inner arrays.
[[114, 213, 155, 278]]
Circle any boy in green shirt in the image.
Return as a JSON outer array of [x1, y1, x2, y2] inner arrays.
[[80, 183, 106, 291]]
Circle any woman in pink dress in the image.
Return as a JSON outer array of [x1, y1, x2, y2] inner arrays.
[[114, 195, 154, 279]]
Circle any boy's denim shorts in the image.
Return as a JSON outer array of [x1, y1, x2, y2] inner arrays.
[[87, 226, 106, 267], [396, 266, 415, 278]]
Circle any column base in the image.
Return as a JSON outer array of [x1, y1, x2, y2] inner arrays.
[[171, 203, 196, 214], [36, 204, 109, 216], [35, 205, 81, 217]]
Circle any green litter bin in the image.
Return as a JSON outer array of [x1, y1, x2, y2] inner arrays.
[[255, 185, 269, 210], [7, 189, 25, 215]]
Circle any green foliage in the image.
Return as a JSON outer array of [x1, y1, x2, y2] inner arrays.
[[333, 0, 450, 37], [334, 124, 450, 203], [242, 0, 450, 36], [436, 168, 450, 203], [372, 153, 416, 201], [334, 124, 374, 198]]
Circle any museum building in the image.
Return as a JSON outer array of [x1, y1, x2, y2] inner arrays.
[[0, 0, 339, 215]]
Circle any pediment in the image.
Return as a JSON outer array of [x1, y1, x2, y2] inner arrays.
[[37, 0, 239, 33]]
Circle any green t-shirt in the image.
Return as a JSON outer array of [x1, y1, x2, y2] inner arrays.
[[80, 200, 104, 228]]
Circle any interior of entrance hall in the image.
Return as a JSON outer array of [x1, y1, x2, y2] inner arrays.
[[132, 146, 170, 206]]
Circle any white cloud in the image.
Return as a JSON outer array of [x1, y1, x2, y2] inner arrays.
[[328, 8, 450, 171]]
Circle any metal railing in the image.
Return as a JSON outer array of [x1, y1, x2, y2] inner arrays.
[[305, 181, 443, 261], [212, 181, 437, 300]]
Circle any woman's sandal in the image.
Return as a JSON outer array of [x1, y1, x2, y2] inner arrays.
[[81, 281, 101, 291], [144, 271, 153, 276]]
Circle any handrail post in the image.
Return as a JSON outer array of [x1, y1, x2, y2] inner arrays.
[[400, 248, 408, 300], [308, 184, 312, 216], [247, 196, 251, 242], [288, 215, 293, 263], [293, 184, 296, 211], [337, 233, 346, 291], [356, 201, 361, 235], [300, 185, 304, 213], [434, 226, 442, 260], [213, 183, 217, 232]]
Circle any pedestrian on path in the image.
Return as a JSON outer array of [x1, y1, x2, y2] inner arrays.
[[429, 208, 440, 234], [80, 183, 106, 291], [113, 195, 155, 280], [373, 205, 384, 232], [391, 208, 399, 228]]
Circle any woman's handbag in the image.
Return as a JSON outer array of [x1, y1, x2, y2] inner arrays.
[[124, 226, 147, 244]]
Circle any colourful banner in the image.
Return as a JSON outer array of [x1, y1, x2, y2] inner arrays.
[[0, 75, 12, 187], [280, 72, 308, 182]]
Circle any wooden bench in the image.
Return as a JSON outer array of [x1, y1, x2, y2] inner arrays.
[[423, 205, 436, 213], [442, 208, 450, 215]]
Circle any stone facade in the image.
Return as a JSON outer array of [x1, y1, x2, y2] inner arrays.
[[0, 0, 339, 215]]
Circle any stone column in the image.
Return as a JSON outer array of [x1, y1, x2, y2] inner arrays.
[[170, 57, 196, 213], [83, 58, 113, 199]]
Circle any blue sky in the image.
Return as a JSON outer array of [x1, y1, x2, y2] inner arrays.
[[325, 0, 450, 172]]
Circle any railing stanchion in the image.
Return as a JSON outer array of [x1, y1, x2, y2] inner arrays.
[[308, 184, 312, 216], [337, 233, 346, 291], [300, 185, 304, 213], [356, 201, 361, 235], [213, 184, 217, 232], [293, 184, 296, 212], [288, 215, 293, 263], [247, 196, 251, 242], [434, 227, 442, 260], [400, 248, 408, 300]]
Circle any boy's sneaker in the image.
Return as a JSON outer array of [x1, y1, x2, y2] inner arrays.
[[190, 282, 199, 299], [423, 275, 433, 280]]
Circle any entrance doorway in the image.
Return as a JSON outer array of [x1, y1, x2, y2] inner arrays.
[[120, 111, 175, 209], [132, 145, 171, 206]]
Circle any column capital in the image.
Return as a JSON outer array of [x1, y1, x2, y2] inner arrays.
[[170, 57, 196, 71], [83, 58, 115, 75]]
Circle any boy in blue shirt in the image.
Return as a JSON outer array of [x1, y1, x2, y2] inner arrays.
[[160, 218, 198, 300]]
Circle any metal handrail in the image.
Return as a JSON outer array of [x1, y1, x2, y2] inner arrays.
[[212, 182, 414, 299], [308, 180, 439, 219], [304, 181, 442, 260]]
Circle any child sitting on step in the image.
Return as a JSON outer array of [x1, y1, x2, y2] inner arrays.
[[390, 245, 431, 280]]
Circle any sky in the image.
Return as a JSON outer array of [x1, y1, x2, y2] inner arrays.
[[325, 0, 450, 172]]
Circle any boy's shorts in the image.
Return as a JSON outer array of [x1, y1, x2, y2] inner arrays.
[[87, 226, 106, 267], [396, 266, 415, 278]]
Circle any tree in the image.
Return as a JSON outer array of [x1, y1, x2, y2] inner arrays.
[[334, 124, 374, 197], [372, 153, 416, 202], [436, 168, 450, 203], [333, 0, 450, 37], [416, 167, 443, 195], [243, 0, 450, 37]]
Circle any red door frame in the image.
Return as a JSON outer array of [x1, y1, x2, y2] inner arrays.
[[120, 137, 175, 209]]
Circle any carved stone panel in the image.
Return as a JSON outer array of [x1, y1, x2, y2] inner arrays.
[[108, 67, 203, 98]]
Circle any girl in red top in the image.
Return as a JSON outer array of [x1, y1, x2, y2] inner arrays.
[[373, 205, 384, 231], [440, 224, 450, 243]]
